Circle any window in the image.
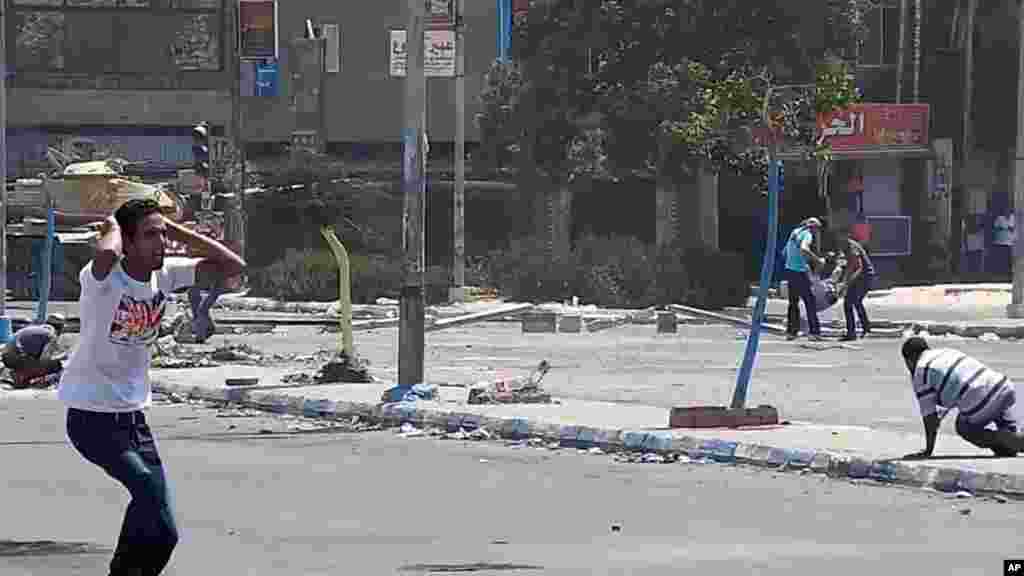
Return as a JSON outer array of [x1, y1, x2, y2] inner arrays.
[[323, 23, 340, 73]]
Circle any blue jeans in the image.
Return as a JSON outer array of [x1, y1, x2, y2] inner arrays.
[[66, 408, 179, 575], [843, 274, 873, 336], [785, 269, 820, 336]]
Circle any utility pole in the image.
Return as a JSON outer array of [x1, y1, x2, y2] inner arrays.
[[1009, 0, 1024, 317], [896, 0, 908, 103], [450, 0, 466, 303], [398, 0, 427, 386], [229, 0, 246, 262], [0, 0, 9, 342]]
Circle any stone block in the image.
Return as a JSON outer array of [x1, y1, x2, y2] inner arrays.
[[558, 314, 583, 333], [669, 404, 779, 428], [656, 312, 678, 334], [522, 312, 557, 333]]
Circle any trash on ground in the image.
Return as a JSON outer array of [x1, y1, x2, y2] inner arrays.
[[468, 360, 552, 405], [398, 422, 425, 438], [282, 372, 315, 385], [152, 339, 292, 369], [381, 383, 439, 403], [316, 351, 373, 384]]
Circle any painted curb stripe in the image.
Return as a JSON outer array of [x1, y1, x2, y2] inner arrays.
[[153, 380, 1024, 499]]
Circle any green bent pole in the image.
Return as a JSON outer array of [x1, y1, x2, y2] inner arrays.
[[320, 226, 352, 356]]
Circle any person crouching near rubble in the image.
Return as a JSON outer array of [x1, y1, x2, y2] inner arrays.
[[2, 313, 66, 389]]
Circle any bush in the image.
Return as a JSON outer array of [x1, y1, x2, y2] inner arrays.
[[248, 249, 402, 303], [478, 235, 747, 309]]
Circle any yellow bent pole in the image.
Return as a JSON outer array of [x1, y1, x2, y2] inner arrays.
[[320, 226, 352, 356]]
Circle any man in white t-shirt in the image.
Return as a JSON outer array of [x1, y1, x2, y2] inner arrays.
[[59, 198, 245, 575]]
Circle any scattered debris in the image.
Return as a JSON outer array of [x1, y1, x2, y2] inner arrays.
[[611, 524, 622, 533], [315, 351, 372, 384], [211, 344, 263, 363], [381, 383, 439, 403], [958, 507, 972, 516], [282, 372, 315, 385], [979, 332, 1000, 342], [152, 339, 294, 369], [398, 422, 425, 438], [468, 361, 552, 405], [613, 451, 684, 464]]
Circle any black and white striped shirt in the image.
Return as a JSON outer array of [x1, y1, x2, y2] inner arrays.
[[913, 348, 1012, 420]]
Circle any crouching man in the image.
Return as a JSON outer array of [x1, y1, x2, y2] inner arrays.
[[902, 337, 1024, 459], [3, 313, 65, 388]]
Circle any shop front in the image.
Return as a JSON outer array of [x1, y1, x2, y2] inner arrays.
[[817, 103, 933, 285]]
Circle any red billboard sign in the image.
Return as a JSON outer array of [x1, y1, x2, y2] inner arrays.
[[817, 103, 930, 149]]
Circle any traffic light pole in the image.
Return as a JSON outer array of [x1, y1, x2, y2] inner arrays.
[[398, 0, 427, 387]]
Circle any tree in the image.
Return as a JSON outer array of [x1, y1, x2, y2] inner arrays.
[[478, 0, 862, 253]]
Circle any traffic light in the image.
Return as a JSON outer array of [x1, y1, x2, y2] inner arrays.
[[191, 122, 210, 180]]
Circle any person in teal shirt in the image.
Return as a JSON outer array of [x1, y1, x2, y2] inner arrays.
[[783, 217, 825, 340]]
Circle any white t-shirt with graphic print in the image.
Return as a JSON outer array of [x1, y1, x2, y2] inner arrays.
[[58, 257, 200, 413]]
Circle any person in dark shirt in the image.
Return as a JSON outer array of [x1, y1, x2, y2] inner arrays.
[[839, 235, 876, 341], [2, 313, 66, 388]]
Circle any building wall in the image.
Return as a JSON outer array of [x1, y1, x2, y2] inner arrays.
[[6, 0, 496, 145]]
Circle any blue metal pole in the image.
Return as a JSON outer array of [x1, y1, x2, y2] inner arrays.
[[497, 0, 510, 62], [36, 205, 54, 323], [731, 159, 780, 409]]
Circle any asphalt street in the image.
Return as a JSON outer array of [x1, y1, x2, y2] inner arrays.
[[1, 394, 1022, 576]]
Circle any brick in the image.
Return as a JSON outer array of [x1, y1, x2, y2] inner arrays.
[[669, 405, 779, 429], [521, 312, 557, 333]]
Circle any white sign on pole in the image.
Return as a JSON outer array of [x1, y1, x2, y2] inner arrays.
[[389, 29, 455, 78]]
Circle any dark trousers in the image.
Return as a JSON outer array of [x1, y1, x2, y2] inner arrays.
[[785, 269, 820, 336], [66, 408, 179, 575], [954, 388, 1024, 456], [843, 274, 873, 336]]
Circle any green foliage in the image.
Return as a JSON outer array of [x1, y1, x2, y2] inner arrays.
[[247, 249, 403, 303], [480, 235, 747, 309], [481, 0, 864, 188]]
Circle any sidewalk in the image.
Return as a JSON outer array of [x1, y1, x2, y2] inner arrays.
[[152, 365, 1024, 500]]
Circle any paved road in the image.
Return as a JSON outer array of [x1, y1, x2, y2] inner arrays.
[[1, 395, 1022, 576], [135, 322, 1024, 436]]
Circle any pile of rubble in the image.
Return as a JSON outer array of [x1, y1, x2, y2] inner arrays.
[[467, 360, 552, 405], [281, 351, 374, 385], [151, 338, 297, 369]]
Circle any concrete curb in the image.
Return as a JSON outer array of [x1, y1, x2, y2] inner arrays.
[[153, 379, 1024, 500]]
